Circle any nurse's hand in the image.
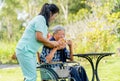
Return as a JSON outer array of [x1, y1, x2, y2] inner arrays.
[[56, 43, 66, 50], [56, 38, 66, 50], [50, 41, 60, 47]]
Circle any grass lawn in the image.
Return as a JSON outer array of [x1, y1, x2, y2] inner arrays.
[[0, 55, 120, 81], [80, 55, 120, 81], [0, 67, 41, 81]]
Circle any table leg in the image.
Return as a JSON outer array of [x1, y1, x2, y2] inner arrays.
[[81, 56, 95, 81], [79, 54, 112, 81], [95, 54, 111, 81]]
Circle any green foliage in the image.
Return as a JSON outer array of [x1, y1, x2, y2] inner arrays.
[[0, 0, 23, 42], [0, 42, 17, 64], [74, 30, 117, 53], [68, 0, 91, 14], [68, 8, 89, 23], [107, 12, 120, 23], [112, 0, 120, 12], [72, 1, 119, 54], [0, 0, 120, 64], [106, 11, 120, 41]]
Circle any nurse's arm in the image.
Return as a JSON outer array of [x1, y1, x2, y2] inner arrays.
[[36, 31, 58, 48]]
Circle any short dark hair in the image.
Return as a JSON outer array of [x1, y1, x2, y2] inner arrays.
[[39, 3, 59, 27]]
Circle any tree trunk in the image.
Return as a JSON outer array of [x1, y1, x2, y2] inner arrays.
[[58, 0, 68, 24]]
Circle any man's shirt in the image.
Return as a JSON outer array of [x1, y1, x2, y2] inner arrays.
[[40, 37, 70, 63]]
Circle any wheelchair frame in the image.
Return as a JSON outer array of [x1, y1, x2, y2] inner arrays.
[[37, 61, 80, 81]]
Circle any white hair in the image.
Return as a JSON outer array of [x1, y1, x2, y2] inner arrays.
[[52, 25, 65, 34]]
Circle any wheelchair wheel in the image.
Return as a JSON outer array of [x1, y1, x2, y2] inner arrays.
[[40, 68, 58, 81]]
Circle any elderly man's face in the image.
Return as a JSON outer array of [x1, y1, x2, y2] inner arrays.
[[54, 30, 65, 41]]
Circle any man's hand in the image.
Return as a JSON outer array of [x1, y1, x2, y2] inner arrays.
[[66, 40, 72, 47], [56, 38, 66, 50]]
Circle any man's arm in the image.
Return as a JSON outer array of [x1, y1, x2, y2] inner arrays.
[[45, 48, 57, 63], [67, 40, 73, 61]]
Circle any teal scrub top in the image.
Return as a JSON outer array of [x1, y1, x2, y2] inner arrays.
[[16, 15, 48, 54]]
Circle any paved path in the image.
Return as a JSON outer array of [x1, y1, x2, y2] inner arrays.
[[0, 64, 19, 69]]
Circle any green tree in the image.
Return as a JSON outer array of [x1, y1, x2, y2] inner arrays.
[[0, 0, 22, 41], [65, 0, 119, 53]]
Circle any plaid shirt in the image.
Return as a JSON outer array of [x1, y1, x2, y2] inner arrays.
[[40, 37, 70, 63]]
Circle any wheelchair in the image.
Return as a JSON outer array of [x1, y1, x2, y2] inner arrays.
[[37, 61, 80, 81]]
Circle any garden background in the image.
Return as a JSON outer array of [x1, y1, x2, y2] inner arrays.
[[0, 0, 120, 81]]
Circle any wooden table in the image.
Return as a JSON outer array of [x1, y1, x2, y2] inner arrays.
[[73, 52, 115, 81]]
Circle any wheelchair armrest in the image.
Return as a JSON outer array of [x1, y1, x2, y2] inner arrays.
[[36, 61, 80, 69], [36, 62, 63, 68], [63, 61, 80, 67], [36, 63, 49, 68], [65, 61, 78, 63]]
